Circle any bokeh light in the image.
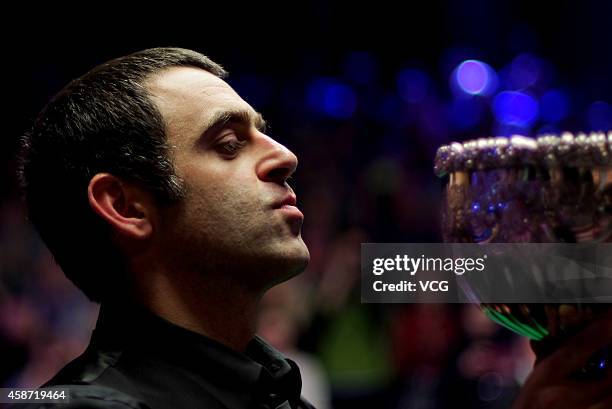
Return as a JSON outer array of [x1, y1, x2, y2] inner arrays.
[[508, 54, 542, 89], [452, 60, 497, 96], [492, 91, 539, 127], [307, 78, 358, 119], [539, 89, 569, 122]]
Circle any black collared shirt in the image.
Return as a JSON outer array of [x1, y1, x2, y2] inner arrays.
[[13, 304, 316, 409]]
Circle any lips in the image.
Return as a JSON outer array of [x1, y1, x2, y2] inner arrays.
[[275, 194, 297, 208], [272, 193, 304, 221]]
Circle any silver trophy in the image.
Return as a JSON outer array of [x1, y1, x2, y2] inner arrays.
[[435, 131, 611, 377]]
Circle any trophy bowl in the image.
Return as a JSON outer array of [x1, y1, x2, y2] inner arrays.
[[434, 131, 611, 376]]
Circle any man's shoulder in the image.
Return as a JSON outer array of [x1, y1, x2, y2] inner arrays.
[[6, 384, 151, 409], [8, 344, 151, 409]]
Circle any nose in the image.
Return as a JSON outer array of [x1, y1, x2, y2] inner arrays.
[[255, 133, 298, 185]]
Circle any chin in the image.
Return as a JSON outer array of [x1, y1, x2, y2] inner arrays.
[[256, 240, 310, 289], [277, 241, 310, 275], [288, 237, 310, 265]]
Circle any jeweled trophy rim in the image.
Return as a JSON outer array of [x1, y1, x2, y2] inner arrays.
[[434, 131, 612, 177]]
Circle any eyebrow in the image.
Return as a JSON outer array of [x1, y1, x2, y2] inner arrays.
[[199, 108, 267, 140]]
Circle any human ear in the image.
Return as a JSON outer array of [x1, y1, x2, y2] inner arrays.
[[87, 173, 155, 240]]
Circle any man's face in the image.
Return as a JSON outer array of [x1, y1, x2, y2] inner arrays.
[[147, 67, 309, 288]]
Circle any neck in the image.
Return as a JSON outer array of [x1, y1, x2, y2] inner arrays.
[[131, 268, 262, 352]]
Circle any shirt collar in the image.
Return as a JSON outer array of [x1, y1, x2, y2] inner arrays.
[[92, 303, 303, 409]]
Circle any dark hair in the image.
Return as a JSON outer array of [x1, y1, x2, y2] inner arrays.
[[18, 47, 227, 302]]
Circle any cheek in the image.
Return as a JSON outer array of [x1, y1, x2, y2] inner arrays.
[[181, 172, 264, 235], [172, 157, 276, 240]]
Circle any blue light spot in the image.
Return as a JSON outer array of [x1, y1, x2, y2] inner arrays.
[[472, 202, 481, 212], [306, 78, 358, 119], [497, 202, 506, 210], [509, 54, 542, 89], [587, 101, 612, 131], [598, 360, 606, 369], [397, 69, 430, 103], [457, 61, 488, 94], [307, 78, 331, 110], [344, 51, 378, 85], [540, 89, 569, 122], [487, 204, 496, 213], [453, 60, 497, 96], [323, 85, 357, 119], [493, 91, 539, 127]]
